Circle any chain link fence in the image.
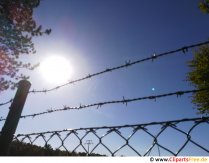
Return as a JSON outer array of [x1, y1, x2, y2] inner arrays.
[[13, 117, 209, 156]]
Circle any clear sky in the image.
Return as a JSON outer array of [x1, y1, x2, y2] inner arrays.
[[1, 0, 209, 156]]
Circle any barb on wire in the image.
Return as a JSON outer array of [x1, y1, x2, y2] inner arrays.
[[0, 99, 13, 107], [0, 117, 6, 122], [14, 117, 209, 156], [1, 88, 208, 122], [28, 40, 209, 94]]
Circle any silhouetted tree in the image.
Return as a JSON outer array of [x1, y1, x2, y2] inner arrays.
[[186, 1, 209, 115], [199, 0, 209, 13], [8, 141, 105, 156], [0, 0, 51, 92], [186, 45, 209, 115]]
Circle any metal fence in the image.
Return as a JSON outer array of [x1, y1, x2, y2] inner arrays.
[[1, 41, 209, 156], [14, 117, 209, 156]]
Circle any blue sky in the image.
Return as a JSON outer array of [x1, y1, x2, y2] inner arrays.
[[1, 0, 209, 156]]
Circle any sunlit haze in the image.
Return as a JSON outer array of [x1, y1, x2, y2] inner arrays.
[[0, 0, 209, 156], [39, 56, 73, 84]]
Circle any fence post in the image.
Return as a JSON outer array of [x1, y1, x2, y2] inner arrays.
[[0, 80, 31, 156]]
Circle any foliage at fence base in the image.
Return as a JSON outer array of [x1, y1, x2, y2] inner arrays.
[[8, 141, 105, 156]]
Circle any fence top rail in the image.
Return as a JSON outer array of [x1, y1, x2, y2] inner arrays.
[[16, 116, 209, 136]]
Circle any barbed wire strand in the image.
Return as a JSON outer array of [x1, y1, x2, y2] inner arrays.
[[1, 40, 209, 107], [28, 40, 209, 94], [0, 99, 13, 107], [1, 88, 208, 122]]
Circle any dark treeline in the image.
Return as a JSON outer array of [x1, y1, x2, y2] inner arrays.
[[8, 141, 105, 156]]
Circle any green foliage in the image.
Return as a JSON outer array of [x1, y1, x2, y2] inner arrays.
[[199, 0, 209, 13], [187, 45, 209, 115], [0, 0, 51, 92], [9, 141, 105, 156]]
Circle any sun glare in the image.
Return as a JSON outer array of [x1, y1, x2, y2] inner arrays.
[[40, 56, 73, 84]]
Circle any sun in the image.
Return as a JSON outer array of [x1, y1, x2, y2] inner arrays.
[[39, 56, 73, 84]]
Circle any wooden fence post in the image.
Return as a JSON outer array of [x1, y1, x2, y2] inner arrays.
[[0, 80, 31, 156]]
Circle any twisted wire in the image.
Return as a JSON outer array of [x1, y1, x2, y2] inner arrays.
[[0, 99, 13, 107], [1, 40, 208, 107], [1, 88, 207, 122], [28, 40, 209, 94]]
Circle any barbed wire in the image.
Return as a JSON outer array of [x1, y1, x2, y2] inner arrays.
[[14, 117, 209, 156], [28, 40, 209, 94], [0, 99, 13, 107], [1, 88, 208, 122], [1, 40, 208, 108]]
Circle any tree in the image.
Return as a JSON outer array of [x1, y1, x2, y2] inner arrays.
[[186, 45, 209, 115], [0, 0, 51, 92], [199, 0, 209, 13], [9, 141, 105, 156], [186, 1, 209, 115]]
